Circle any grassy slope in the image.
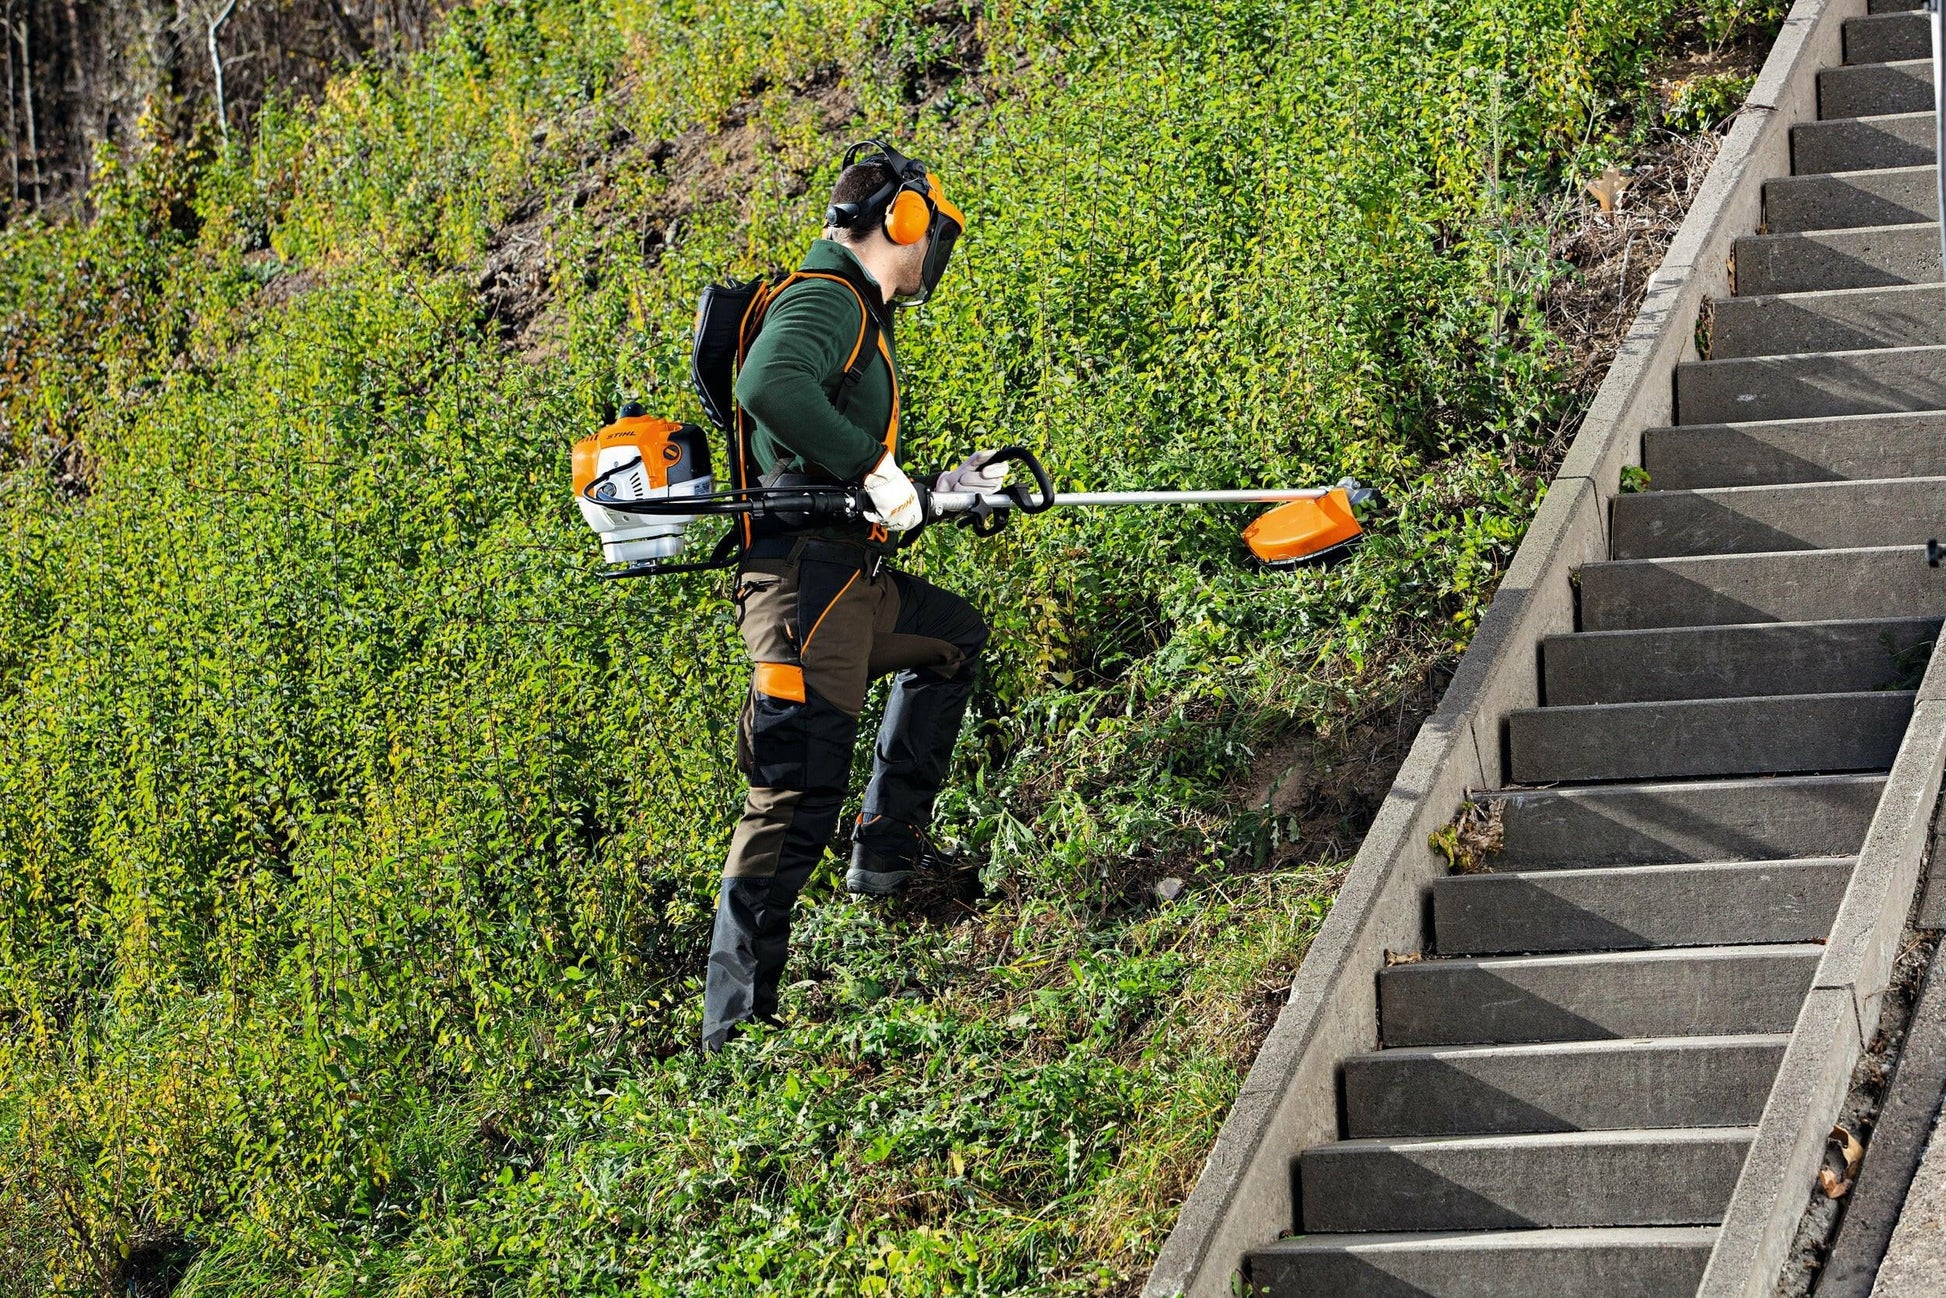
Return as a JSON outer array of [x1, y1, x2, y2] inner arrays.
[[0, 0, 1772, 1293]]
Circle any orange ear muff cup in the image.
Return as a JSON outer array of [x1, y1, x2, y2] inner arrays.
[[885, 189, 932, 245]]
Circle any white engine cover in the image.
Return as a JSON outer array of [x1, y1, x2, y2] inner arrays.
[[577, 441, 714, 562]]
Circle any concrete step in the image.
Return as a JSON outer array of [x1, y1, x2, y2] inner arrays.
[[1507, 691, 1912, 783], [1344, 1035, 1789, 1138], [1869, 0, 1925, 13], [1642, 410, 1946, 489], [1734, 223, 1937, 295], [1578, 545, 1946, 631], [1678, 344, 1946, 424], [1823, 59, 1934, 118], [1611, 476, 1946, 558], [1483, 773, 1885, 869], [1432, 859, 1854, 955], [1297, 1128, 1754, 1232], [1845, 11, 1930, 63], [1378, 944, 1820, 1047], [1248, 1227, 1718, 1298], [1765, 166, 1935, 233], [1541, 618, 1937, 705], [1794, 112, 1932, 174], [1711, 283, 1946, 358]]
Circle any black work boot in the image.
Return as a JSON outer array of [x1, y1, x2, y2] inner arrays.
[[846, 815, 955, 896], [701, 1011, 785, 1054]]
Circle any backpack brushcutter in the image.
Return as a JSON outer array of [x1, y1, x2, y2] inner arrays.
[[574, 427, 1377, 580], [576, 261, 1376, 579]]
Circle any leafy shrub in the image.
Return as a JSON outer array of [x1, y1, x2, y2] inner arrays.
[[1664, 70, 1757, 131]]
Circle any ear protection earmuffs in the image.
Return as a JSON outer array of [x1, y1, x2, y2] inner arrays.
[[826, 140, 935, 244], [883, 185, 934, 245]]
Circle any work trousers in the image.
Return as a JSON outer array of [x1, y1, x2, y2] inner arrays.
[[701, 540, 988, 1049]]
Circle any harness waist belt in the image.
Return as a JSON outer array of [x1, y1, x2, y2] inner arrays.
[[745, 536, 881, 570]]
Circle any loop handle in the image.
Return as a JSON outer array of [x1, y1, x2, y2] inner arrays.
[[988, 446, 1054, 513], [951, 445, 1053, 537]]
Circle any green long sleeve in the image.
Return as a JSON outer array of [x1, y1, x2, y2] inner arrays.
[[735, 240, 900, 484]]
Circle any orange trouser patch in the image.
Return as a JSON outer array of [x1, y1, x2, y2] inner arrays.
[[753, 662, 807, 703]]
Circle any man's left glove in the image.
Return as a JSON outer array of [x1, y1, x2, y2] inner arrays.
[[935, 450, 1010, 495]]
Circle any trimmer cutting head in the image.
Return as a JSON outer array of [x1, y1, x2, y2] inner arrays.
[[1242, 482, 1370, 569]]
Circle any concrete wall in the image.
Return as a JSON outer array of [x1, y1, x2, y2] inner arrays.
[[1140, 1, 1870, 1294], [1699, 642, 1946, 1297]]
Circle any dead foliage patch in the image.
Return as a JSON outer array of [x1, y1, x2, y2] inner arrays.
[[1229, 655, 1460, 871], [474, 0, 986, 355], [1544, 127, 1721, 420], [244, 247, 321, 312], [478, 62, 864, 356], [1429, 799, 1506, 874]]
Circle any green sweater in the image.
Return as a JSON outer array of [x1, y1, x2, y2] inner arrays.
[[736, 239, 902, 490]]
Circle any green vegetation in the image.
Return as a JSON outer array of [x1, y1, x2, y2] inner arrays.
[[0, 0, 1776, 1292]]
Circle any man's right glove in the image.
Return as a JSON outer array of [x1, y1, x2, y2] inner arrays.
[[862, 452, 924, 531]]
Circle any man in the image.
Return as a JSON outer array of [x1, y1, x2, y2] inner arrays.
[[701, 141, 1004, 1051]]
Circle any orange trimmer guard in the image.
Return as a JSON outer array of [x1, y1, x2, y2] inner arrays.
[[1242, 488, 1364, 568]]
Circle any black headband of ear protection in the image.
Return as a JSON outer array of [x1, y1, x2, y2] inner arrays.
[[823, 139, 929, 230]]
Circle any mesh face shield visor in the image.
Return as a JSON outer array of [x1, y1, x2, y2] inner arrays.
[[902, 172, 964, 307]]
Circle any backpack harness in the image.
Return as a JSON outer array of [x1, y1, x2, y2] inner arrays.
[[691, 260, 897, 555]]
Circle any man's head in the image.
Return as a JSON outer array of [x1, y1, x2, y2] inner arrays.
[[821, 141, 964, 306], [823, 160, 929, 300]]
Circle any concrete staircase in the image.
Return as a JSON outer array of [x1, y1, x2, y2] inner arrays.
[[1248, 6, 1944, 1293]]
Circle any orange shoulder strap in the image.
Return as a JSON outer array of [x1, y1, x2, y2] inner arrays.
[[780, 270, 874, 373]]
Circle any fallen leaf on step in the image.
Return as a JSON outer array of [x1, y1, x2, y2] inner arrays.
[[1383, 949, 1423, 966], [1834, 1124, 1865, 1178], [1818, 1124, 1866, 1197]]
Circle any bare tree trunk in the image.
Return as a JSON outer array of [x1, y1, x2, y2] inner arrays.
[[209, 0, 237, 144], [14, 6, 37, 209], [4, 1, 17, 208], [62, 0, 87, 193], [327, 0, 369, 58]]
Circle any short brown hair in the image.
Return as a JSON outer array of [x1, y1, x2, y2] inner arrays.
[[827, 161, 897, 243]]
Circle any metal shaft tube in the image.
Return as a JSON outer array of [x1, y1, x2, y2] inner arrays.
[[926, 484, 1369, 513], [929, 487, 1342, 512]]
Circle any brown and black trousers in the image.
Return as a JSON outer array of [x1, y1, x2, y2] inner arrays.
[[702, 536, 987, 1048]]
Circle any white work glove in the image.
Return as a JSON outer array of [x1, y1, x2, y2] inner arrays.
[[862, 452, 924, 531], [934, 449, 1010, 495]]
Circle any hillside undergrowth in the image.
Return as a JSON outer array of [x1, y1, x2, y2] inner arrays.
[[0, 0, 1779, 1293]]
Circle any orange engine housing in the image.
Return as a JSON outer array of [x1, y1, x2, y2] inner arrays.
[[572, 412, 713, 564], [573, 414, 694, 497]]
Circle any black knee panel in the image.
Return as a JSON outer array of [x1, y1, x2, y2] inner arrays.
[[740, 687, 861, 792]]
